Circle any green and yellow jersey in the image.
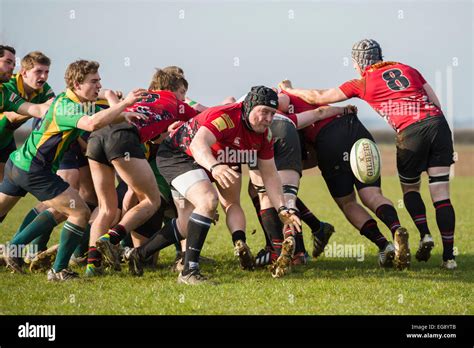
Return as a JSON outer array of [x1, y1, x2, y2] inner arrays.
[[0, 83, 27, 149], [10, 89, 100, 173], [0, 74, 55, 149]]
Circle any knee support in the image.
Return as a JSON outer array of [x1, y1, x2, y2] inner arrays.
[[253, 184, 266, 194], [282, 184, 299, 196], [399, 174, 421, 185], [429, 174, 450, 185]]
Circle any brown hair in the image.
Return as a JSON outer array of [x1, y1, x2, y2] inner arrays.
[[0, 45, 15, 57], [21, 51, 51, 71], [64, 60, 100, 89], [148, 69, 188, 92], [162, 65, 184, 75]]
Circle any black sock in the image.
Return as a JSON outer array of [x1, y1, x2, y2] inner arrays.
[[138, 219, 183, 260], [108, 224, 127, 245], [404, 191, 431, 238], [375, 204, 401, 238], [260, 208, 284, 242], [252, 196, 272, 249], [87, 246, 102, 267], [0, 214, 6, 223], [434, 199, 455, 261], [231, 230, 246, 245], [294, 231, 306, 254], [296, 198, 321, 232], [360, 219, 388, 250], [182, 213, 212, 275]]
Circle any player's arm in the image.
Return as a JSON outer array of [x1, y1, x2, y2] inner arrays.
[[16, 99, 53, 119], [423, 83, 442, 110], [4, 111, 33, 123], [77, 89, 145, 132], [294, 105, 357, 129], [257, 158, 301, 232], [185, 97, 208, 112], [279, 80, 348, 105], [189, 127, 239, 188]]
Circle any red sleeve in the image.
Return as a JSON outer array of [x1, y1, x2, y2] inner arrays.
[[257, 129, 274, 160], [202, 111, 237, 142], [177, 100, 199, 121], [413, 68, 427, 85], [339, 78, 365, 98], [285, 113, 298, 127]]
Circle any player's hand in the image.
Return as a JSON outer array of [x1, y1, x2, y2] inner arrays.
[[115, 90, 124, 100], [167, 121, 181, 133], [123, 89, 147, 107], [343, 105, 358, 115], [123, 112, 147, 123], [211, 164, 240, 189], [278, 79, 293, 91], [278, 207, 301, 233]]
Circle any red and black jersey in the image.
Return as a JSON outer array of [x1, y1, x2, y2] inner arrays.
[[339, 61, 442, 132], [169, 102, 274, 162], [280, 90, 338, 143], [126, 90, 197, 143]]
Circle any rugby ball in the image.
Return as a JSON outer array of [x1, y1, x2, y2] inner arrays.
[[350, 138, 381, 184]]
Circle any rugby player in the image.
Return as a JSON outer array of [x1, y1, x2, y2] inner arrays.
[[1, 59, 144, 280], [280, 39, 456, 269]]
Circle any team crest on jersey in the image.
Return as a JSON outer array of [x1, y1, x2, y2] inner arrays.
[[9, 91, 19, 103], [211, 113, 235, 132]]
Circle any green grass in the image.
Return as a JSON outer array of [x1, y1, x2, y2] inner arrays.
[[1, 175, 473, 315]]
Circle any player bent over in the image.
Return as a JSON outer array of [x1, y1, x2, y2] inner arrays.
[[124, 86, 301, 284], [1, 59, 144, 280], [280, 39, 456, 270], [86, 70, 198, 275]]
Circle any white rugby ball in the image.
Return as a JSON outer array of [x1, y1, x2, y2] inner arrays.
[[350, 138, 381, 184]]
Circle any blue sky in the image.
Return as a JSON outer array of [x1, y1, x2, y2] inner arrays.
[[1, 0, 473, 128]]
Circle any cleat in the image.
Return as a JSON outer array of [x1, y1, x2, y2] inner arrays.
[[378, 242, 395, 268], [441, 259, 457, 270], [271, 235, 295, 278], [96, 238, 121, 271], [29, 244, 59, 273], [255, 247, 276, 268], [292, 251, 309, 266], [4, 250, 24, 274], [69, 254, 88, 267], [415, 234, 434, 262], [84, 263, 104, 277], [312, 222, 335, 258], [177, 269, 209, 285], [171, 256, 184, 273], [394, 227, 411, 270], [234, 240, 255, 270], [124, 248, 144, 276], [47, 268, 79, 281]]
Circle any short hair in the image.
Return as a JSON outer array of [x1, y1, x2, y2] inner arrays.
[[0, 45, 16, 58], [162, 66, 185, 76], [64, 60, 100, 90], [21, 51, 51, 71], [148, 68, 188, 92]]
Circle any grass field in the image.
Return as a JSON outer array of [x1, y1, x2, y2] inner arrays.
[[0, 172, 473, 315]]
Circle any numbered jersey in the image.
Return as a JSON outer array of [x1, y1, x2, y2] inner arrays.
[[125, 90, 197, 143], [339, 61, 442, 132]]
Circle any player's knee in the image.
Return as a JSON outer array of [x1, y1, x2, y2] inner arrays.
[[197, 192, 219, 214]]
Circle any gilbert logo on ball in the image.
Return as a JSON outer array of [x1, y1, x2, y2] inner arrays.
[[350, 138, 381, 184]]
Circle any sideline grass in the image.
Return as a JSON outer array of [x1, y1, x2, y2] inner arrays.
[[0, 176, 472, 315]]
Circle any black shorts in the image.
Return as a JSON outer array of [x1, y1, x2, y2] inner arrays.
[[249, 116, 302, 175], [59, 141, 89, 170], [0, 138, 16, 164], [0, 159, 69, 201], [396, 116, 454, 181], [86, 123, 145, 166], [156, 140, 204, 186], [314, 115, 381, 198]]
